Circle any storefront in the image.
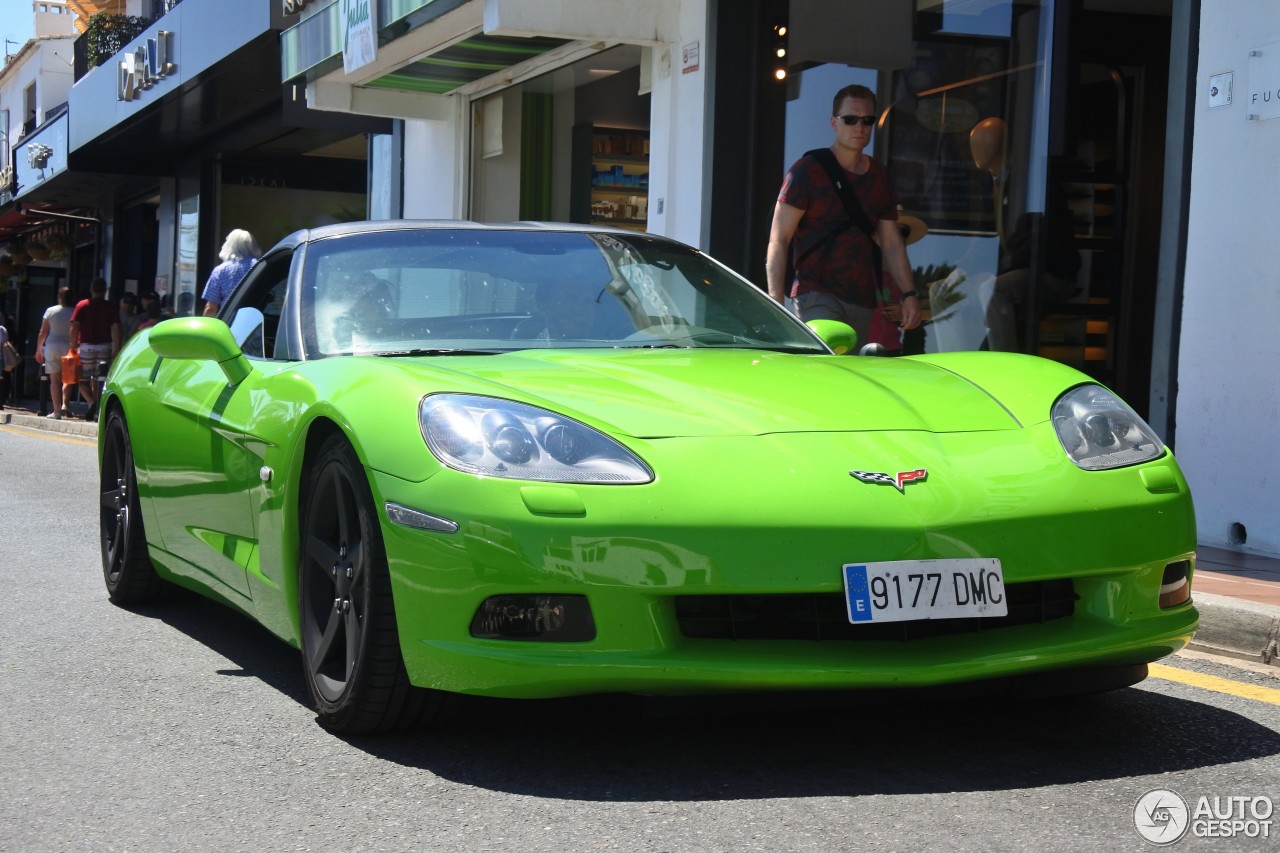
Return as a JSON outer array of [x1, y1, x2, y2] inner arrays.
[[707, 0, 1191, 423], [282, 0, 703, 238], [66, 0, 386, 315]]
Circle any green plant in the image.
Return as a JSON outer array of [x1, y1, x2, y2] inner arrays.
[[914, 263, 969, 323], [85, 14, 152, 70]]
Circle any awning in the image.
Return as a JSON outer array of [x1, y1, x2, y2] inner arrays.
[[0, 202, 97, 244]]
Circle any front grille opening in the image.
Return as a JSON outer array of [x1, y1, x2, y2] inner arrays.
[[674, 579, 1077, 641]]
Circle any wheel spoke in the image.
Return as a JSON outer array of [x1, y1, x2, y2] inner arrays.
[[100, 484, 122, 512], [304, 531, 339, 578], [308, 604, 343, 676], [104, 516, 123, 573], [333, 478, 351, 545]]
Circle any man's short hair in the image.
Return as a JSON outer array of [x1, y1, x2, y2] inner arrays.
[[832, 84, 877, 116]]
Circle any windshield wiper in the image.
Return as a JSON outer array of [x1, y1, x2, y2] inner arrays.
[[371, 348, 504, 357]]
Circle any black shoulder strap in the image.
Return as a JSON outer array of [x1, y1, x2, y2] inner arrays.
[[805, 147, 876, 239], [794, 149, 883, 283]]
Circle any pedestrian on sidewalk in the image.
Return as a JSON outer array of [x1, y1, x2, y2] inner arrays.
[[69, 278, 121, 421], [35, 287, 77, 420], [0, 309, 16, 409], [118, 292, 140, 344], [202, 229, 260, 318], [766, 83, 921, 350], [133, 297, 163, 334]]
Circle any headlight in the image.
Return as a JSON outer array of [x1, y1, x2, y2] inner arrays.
[[420, 394, 654, 484], [1052, 385, 1164, 470]]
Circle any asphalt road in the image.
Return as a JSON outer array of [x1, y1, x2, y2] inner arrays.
[[2, 423, 1278, 852]]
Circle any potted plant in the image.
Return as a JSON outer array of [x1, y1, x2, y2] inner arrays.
[[0, 255, 15, 277], [26, 239, 50, 260]]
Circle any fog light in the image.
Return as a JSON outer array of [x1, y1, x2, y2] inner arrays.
[[470, 594, 596, 641], [1159, 560, 1191, 608]]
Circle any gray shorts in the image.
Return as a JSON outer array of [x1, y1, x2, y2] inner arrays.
[[795, 291, 875, 353]]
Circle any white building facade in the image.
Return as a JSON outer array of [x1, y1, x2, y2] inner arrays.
[[1177, 0, 1280, 556], [0, 1, 77, 174]]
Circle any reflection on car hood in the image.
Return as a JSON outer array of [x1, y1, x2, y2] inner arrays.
[[405, 349, 1024, 438]]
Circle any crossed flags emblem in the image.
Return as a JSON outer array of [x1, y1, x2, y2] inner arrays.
[[848, 468, 928, 493]]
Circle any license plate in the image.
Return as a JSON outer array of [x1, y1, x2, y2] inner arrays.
[[843, 559, 1007, 623]]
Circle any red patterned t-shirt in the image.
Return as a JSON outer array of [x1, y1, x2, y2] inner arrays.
[[778, 152, 898, 308]]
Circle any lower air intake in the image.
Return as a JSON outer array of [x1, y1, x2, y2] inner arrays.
[[674, 579, 1077, 641]]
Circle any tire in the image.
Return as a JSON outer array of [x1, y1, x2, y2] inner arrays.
[[298, 434, 449, 734], [100, 408, 163, 604]]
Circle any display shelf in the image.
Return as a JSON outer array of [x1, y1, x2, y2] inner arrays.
[[571, 124, 650, 231]]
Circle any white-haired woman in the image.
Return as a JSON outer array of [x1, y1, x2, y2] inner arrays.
[[201, 229, 261, 317]]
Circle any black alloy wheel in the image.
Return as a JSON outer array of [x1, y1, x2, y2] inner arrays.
[[298, 433, 445, 733], [100, 408, 162, 604]]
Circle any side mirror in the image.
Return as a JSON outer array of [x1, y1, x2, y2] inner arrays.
[[148, 317, 252, 385], [806, 319, 858, 355]]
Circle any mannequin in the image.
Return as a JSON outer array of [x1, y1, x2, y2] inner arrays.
[[969, 116, 1078, 351]]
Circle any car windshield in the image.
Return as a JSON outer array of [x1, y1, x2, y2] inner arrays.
[[299, 228, 828, 358]]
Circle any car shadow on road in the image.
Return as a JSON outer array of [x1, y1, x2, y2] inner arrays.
[[138, 589, 1280, 801], [351, 687, 1280, 800], [132, 585, 313, 708]]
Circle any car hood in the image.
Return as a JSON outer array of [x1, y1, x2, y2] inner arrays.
[[403, 349, 1036, 438]]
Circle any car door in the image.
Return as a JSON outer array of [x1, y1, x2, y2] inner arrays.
[[138, 250, 296, 602]]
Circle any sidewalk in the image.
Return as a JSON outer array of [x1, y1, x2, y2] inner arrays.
[[3, 400, 1277, 668], [0, 402, 99, 438], [1188, 547, 1280, 666]]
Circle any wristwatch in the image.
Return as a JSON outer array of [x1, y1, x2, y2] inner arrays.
[[900, 290, 920, 299]]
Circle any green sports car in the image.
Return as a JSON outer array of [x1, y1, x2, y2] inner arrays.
[[98, 221, 1198, 733]]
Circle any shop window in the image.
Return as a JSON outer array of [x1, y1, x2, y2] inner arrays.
[[780, 0, 1062, 356]]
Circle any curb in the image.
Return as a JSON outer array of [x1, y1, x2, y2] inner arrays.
[[1188, 592, 1280, 667], [0, 410, 100, 438]]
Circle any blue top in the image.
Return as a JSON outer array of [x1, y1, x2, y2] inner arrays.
[[201, 257, 257, 308]]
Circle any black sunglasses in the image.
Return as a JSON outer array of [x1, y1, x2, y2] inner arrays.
[[836, 114, 876, 127]]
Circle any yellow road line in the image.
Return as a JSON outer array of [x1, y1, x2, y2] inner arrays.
[[1150, 663, 1280, 706], [0, 425, 97, 447]]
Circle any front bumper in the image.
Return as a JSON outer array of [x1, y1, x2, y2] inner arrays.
[[368, 427, 1199, 698]]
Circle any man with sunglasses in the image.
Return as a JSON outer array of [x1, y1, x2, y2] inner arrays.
[[766, 84, 921, 350]]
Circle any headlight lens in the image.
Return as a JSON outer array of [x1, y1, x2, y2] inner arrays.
[[1052, 385, 1164, 470], [420, 394, 654, 483]]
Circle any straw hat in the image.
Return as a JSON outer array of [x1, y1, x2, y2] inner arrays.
[[896, 205, 928, 246]]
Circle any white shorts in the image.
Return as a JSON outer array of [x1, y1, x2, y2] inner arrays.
[[79, 342, 113, 377], [43, 343, 69, 376]]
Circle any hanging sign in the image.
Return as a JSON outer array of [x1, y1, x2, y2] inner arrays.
[[342, 0, 378, 74]]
